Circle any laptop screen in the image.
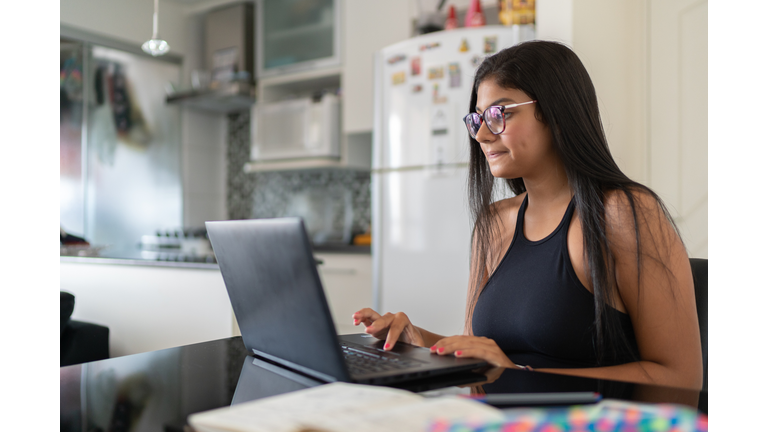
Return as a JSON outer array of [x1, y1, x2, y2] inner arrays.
[[206, 218, 350, 382]]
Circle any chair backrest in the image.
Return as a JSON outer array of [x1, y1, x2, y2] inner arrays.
[[689, 258, 707, 391], [61, 291, 75, 337]]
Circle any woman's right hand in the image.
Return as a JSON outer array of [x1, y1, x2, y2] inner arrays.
[[352, 308, 425, 351]]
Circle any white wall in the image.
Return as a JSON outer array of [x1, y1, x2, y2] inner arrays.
[[572, 0, 649, 184], [537, 0, 574, 45]]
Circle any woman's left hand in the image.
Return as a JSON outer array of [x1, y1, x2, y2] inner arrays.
[[430, 335, 519, 369]]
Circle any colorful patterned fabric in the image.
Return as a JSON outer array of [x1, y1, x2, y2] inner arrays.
[[429, 400, 707, 432]]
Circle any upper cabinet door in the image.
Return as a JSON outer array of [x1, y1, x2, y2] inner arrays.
[[257, 0, 341, 78], [342, 0, 411, 134]]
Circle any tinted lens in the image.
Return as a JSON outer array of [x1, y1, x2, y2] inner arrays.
[[464, 113, 483, 138], [484, 106, 505, 134]]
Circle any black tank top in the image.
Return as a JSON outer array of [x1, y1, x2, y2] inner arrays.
[[471, 194, 639, 369]]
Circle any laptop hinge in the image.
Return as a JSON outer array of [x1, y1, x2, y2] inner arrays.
[[251, 349, 342, 383]]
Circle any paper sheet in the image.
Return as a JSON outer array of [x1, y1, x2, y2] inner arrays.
[[189, 382, 504, 432]]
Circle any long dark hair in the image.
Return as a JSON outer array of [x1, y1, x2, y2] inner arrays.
[[465, 40, 681, 364]]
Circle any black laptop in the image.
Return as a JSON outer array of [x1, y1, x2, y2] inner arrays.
[[205, 217, 487, 385]]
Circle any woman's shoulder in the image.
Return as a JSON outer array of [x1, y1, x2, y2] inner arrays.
[[491, 193, 527, 219], [603, 186, 675, 253], [603, 187, 665, 225]]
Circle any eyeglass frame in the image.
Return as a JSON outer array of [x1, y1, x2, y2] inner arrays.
[[463, 100, 538, 139]]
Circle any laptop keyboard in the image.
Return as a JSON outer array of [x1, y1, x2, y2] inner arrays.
[[339, 341, 425, 376]]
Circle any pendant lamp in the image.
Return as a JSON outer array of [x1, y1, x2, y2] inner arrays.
[[142, 0, 170, 56]]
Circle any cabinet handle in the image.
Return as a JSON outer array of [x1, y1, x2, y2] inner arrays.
[[320, 268, 356, 275]]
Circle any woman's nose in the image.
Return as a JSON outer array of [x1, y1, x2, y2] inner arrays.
[[474, 119, 495, 143]]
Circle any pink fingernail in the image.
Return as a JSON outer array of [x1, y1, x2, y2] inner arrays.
[[438, 347, 445, 353], [456, 350, 463, 356], [384, 343, 390, 349], [430, 345, 436, 351]]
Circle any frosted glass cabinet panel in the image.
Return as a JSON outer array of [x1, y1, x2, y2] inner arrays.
[[257, 0, 340, 77]]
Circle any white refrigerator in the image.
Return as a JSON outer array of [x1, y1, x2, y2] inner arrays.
[[372, 26, 535, 337]]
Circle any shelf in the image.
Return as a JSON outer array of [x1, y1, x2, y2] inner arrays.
[[166, 81, 255, 113], [244, 158, 370, 173], [258, 66, 342, 87]]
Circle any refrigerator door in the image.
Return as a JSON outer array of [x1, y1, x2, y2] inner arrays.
[[374, 166, 472, 337]]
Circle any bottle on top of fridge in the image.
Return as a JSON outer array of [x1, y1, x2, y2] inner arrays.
[[465, 0, 486, 27], [445, 4, 458, 30]]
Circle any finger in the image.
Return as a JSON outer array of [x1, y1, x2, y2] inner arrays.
[[382, 312, 409, 351], [452, 347, 506, 366], [431, 336, 495, 355], [364, 313, 396, 339], [352, 308, 381, 322], [352, 308, 381, 326], [429, 335, 471, 354]]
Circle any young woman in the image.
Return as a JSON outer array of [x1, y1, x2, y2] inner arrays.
[[354, 41, 703, 390]]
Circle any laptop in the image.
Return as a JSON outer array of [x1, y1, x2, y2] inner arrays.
[[205, 217, 487, 385]]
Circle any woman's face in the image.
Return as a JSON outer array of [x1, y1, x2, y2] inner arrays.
[[474, 79, 554, 179]]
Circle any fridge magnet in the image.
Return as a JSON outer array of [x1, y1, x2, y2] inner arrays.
[[419, 42, 441, 51], [432, 84, 448, 104], [459, 38, 470, 53], [484, 36, 498, 54], [448, 63, 461, 88], [387, 54, 406, 65], [428, 66, 444, 80], [411, 57, 422, 76], [391, 71, 406, 86], [412, 84, 423, 93], [470, 55, 484, 68]]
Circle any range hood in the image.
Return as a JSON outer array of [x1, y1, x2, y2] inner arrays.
[[167, 2, 255, 113], [166, 80, 254, 113]]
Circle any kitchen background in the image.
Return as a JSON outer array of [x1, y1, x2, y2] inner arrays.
[[226, 111, 372, 243], [59, 0, 707, 358]]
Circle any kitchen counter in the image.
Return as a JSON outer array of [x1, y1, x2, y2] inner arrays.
[[60, 254, 220, 269], [60, 245, 372, 356], [60, 244, 370, 269]]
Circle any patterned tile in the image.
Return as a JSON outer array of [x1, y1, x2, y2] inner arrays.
[[226, 112, 371, 242]]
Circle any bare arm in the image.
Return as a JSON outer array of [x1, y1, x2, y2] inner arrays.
[[536, 190, 703, 390]]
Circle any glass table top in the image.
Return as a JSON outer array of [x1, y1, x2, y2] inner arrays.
[[60, 336, 706, 432]]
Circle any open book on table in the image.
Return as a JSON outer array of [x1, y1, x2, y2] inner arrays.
[[188, 382, 504, 432]]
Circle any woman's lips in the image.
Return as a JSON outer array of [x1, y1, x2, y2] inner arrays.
[[485, 151, 506, 159]]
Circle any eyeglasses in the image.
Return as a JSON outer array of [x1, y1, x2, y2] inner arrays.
[[463, 100, 537, 139]]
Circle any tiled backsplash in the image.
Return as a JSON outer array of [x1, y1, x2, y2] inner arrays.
[[226, 112, 371, 243]]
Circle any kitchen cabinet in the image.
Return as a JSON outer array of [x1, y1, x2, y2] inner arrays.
[[257, 0, 341, 78], [244, 0, 412, 171], [62, 252, 371, 356], [60, 260, 235, 357], [341, 0, 411, 134], [315, 252, 373, 335]]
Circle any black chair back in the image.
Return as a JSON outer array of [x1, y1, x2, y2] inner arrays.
[[690, 258, 707, 391]]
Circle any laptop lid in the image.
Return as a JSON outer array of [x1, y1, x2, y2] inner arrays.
[[206, 218, 351, 383]]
